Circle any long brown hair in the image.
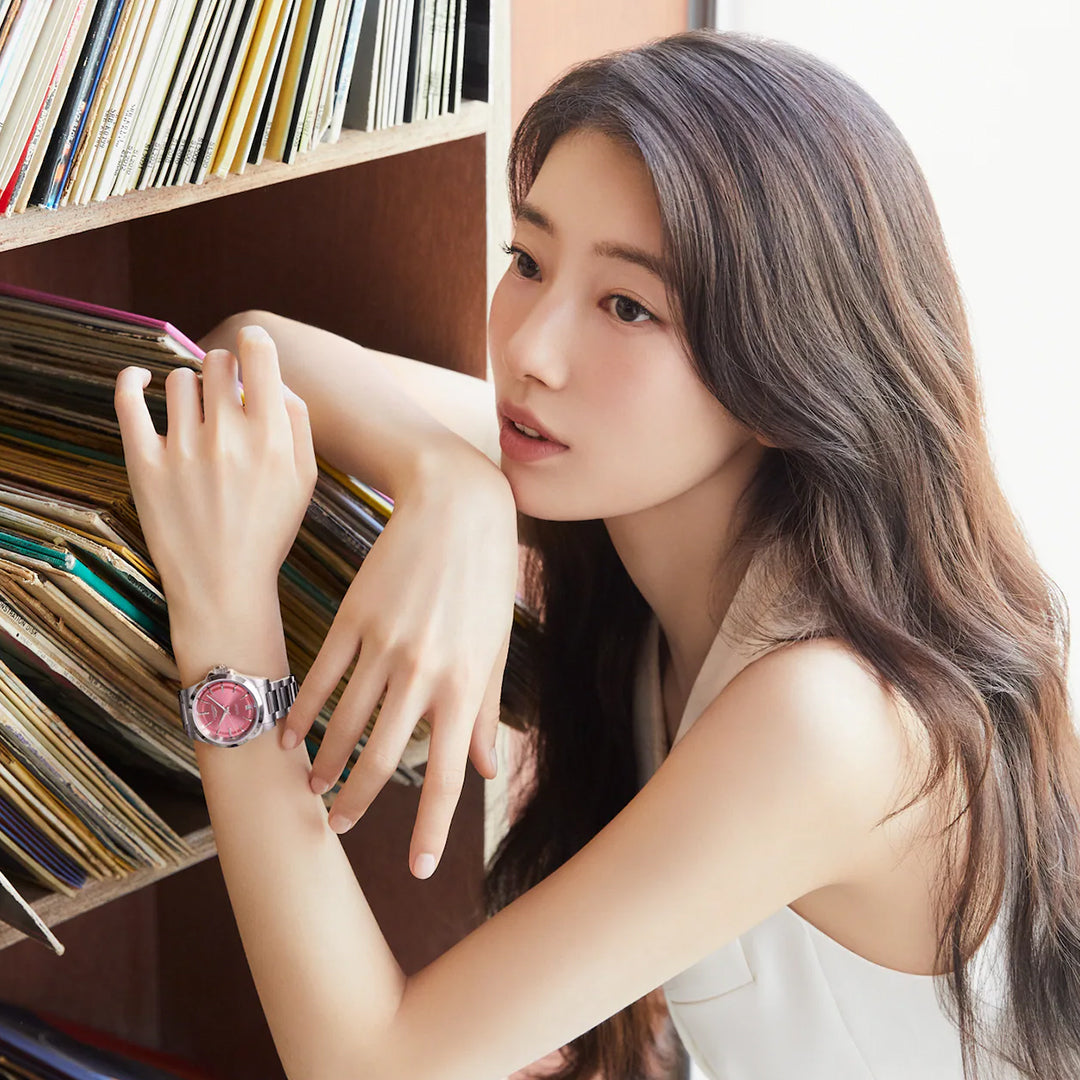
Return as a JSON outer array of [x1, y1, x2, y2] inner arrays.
[[483, 29, 1080, 1080]]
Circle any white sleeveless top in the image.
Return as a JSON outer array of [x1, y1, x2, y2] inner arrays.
[[632, 551, 1017, 1080]]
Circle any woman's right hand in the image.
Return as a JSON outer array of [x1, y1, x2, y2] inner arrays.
[[279, 444, 519, 879]]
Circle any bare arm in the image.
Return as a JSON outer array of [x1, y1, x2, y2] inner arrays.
[[174, 608, 897, 1080], [198, 309, 502, 496], [116, 340, 907, 1080]]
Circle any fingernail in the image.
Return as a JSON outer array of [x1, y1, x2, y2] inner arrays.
[[489, 747, 498, 774], [243, 323, 270, 341], [328, 814, 352, 833], [281, 729, 299, 751], [138, 368, 151, 388], [413, 853, 436, 879], [310, 776, 330, 795]]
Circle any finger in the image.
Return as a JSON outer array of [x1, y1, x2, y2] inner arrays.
[[308, 645, 390, 796], [282, 383, 317, 486], [408, 695, 473, 879], [114, 367, 164, 469], [324, 670, 430, 833], [469, 626, 511, 780], [327, 684, 426, 831], [202, 348, 243, 438], [234, 323, 286, 425], [163, 366, 202, 456], [280, 619, 364, 750]]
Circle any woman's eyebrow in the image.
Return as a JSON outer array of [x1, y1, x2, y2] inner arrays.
[[516, 199, 670, 285], [592, 240, 669, 285]]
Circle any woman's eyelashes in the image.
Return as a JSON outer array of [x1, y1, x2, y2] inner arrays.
[[605, 295, 654, 324], [502, 241, 540, 279], [500, 241, 658, 326]]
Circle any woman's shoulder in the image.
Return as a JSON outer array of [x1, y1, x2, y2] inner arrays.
[[731, 634, 967, 973], [724, 634, 941, 838]]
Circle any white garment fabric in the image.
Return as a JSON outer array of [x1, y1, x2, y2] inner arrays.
[[632, 552, 1018, 1080]]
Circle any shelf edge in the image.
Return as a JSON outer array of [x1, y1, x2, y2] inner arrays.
[[0, 825, 216, 952], [0, 101, 489, 253]]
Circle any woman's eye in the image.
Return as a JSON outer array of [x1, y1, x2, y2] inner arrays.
[[609, 295, 655, 324], [501, 242, 539, 279]]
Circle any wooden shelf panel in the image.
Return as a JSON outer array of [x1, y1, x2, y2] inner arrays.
[[0, 790, 215, 952], [0, 101, 489, 254]]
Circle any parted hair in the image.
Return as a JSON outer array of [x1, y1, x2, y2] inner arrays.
[[482, 28, 1080, 1080]]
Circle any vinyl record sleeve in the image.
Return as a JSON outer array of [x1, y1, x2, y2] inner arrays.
[[0, 586, 196, 778], [233, 0, 296, 170], [210, 0, 283, 175], [327, 0, 366, 139], [137, 0, 215, 188], [0, 0, 83, 195], [246, 0, 300, 166], [0, 559, 175, 707], [62, 0, 141, 205], [30, 0, 127, 208], [0, 769, 89, 890], [156, 0, 228, 186], [0, 654, 190, 862], [296, 0, 341, 153], [280, 0, 327, 161], [163, 0, 243, 184], [0, 1, 56, 175], [0, 864, 63, 954], [189, 0, 262, 184], [0, 579, 184, 759], [373, 0, 397, 128], [0, 3, 51, 130], [95, 0, 179, 198], [0, 664, 180, 873], [74, 0, 157, 203], [5, 0, 94, 216], [264, 0, 318, 159], [115, 0, 200, 195], [0, 280, 203, 358]]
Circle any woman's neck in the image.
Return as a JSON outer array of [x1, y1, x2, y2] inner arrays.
[[604, 435, 765, 714]]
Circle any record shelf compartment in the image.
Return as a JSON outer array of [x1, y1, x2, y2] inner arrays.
[[0, 2, 512, 1077]]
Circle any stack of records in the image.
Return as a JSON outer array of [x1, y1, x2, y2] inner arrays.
[[0, 0, 481, 216], [0, 278, 540, 949], [0, 1000, 217, 1078], [0, 649, 194, 955]]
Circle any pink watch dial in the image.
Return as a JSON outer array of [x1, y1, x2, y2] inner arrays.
[[192, 679, 259, 742]]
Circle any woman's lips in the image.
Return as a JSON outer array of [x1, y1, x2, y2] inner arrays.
[[499, 415, 570, 462], [498, 401, 566, 446]]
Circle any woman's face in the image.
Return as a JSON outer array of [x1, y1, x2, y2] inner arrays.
[[488, 129, 763, 522]]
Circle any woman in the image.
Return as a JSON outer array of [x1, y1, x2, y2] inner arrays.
[[113, 29, 1080, 1080]]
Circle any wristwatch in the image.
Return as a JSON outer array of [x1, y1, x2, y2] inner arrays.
[[178, 665, 298, 747]]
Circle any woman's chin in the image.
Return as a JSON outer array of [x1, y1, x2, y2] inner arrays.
[[500, 473, 579, 523]]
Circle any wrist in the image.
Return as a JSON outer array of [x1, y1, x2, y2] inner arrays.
[[404, 430, 513, 507], [169, 592, 289, 687]]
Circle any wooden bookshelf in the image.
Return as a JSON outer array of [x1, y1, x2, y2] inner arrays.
[[0, 3, 693, 1077], [0, 3, 512, 1076]]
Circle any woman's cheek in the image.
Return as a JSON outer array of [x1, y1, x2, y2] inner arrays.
[[487, 277, 512, 368]]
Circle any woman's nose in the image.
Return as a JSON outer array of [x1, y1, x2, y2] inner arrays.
[[498, 286, 574, 390]]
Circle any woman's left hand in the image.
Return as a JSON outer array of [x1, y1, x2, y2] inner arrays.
[[113, 324, 318, 628]]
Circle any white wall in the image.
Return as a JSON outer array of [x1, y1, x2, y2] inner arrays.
[[711, 0, 1079, 702]]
